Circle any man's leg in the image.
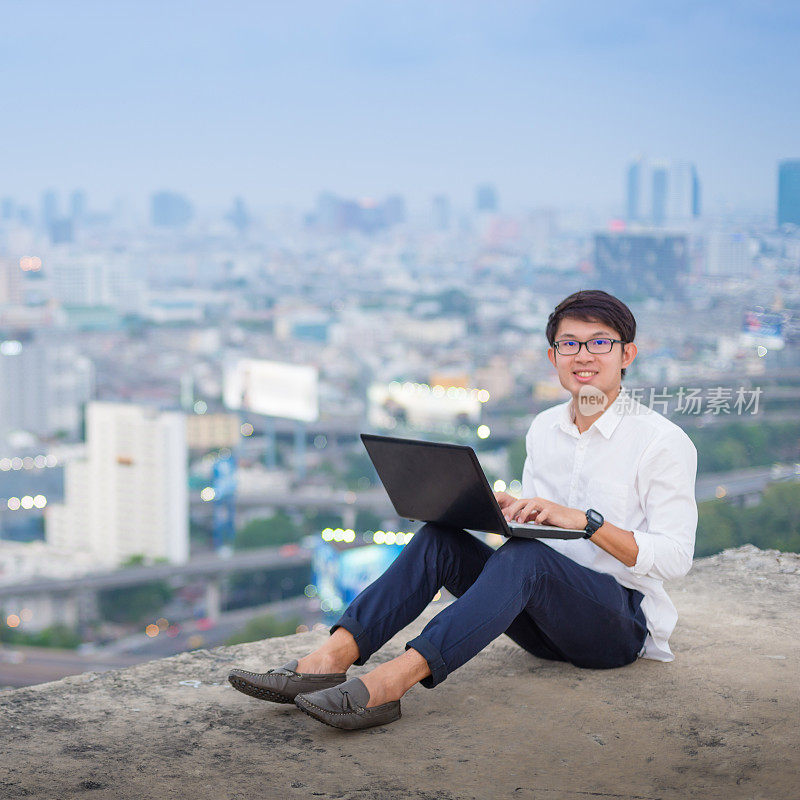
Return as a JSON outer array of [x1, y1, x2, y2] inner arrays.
[[297, 523, 494, 675], [406, 537, 648, 688], [338, 537, 646, 707]]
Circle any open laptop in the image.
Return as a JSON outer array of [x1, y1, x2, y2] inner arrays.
[[361, 433, 586, 540]]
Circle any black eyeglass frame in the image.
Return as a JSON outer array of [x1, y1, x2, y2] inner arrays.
[[552, 338, 627, 355]]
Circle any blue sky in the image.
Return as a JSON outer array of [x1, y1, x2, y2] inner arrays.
[[2, 0, 798, 214]]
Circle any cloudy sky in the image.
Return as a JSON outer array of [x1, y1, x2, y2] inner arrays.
[[2, 0, 798, 215]]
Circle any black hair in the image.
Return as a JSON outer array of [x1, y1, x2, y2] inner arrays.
[[545, 289, 636, 378]]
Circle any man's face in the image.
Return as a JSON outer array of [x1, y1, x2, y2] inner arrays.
[[547, 317, 637, 405]]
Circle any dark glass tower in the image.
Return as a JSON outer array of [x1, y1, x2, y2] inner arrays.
[[778, 160, 800, 227]]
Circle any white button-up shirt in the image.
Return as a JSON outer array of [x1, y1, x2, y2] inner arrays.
[[521, 387, 698, 661]]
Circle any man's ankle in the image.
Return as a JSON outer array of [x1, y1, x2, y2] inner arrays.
[[296, 652, 350, 674]]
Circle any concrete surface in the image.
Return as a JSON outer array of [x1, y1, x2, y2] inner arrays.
[[0, 545, 798, 800]]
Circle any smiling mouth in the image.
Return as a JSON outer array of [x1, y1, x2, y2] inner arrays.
[[574, 371, 597, 377]]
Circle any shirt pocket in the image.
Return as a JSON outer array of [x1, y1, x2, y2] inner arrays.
[[586, 478, 628, 525]]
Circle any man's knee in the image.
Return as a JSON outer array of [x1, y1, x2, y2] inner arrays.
[[490, 537, 554, 576], [411, 523, 463, 554]]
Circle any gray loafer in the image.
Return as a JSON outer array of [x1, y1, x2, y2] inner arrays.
[[294, 677, 401, 730], [228, 660, 348, 704]]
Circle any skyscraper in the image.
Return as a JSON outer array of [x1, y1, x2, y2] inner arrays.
[[151, 191, 194, 228], [651, 163, 669, 226], [0, 257, 24, 305], [46, 402, 189, 567], [668, 162, 701, 221], [69, 190, 87, 225], [0, 332, 94, 439], [626, 158, 644, 221], [226, 197, 250, 234], [41, 190, 58, 228], [432, 195, 451, 230], [778, 160, 800, 227], [476, 184, 498, 213], [625, 157, 701, 225], [594, 232, 688, 300]]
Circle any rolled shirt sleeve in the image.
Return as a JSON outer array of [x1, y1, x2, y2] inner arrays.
[[630, 429, 698, 582]]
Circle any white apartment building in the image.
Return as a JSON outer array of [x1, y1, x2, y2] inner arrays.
[[50, 253, 146, 313], [0, 333, 94, 439], [46, 402, 188, 567], [0, 257, 24, 305]]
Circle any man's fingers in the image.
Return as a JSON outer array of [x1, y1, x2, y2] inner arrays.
[[517, 501, 541, 523], [504, 500, 526, 520]]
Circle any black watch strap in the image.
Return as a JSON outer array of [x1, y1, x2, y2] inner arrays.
[[583, 508, 604, 539]]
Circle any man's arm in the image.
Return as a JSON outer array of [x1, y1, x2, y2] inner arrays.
[[498, 494, 639, 567]]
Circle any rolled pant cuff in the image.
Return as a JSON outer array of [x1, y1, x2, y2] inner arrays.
[[406, 634, 448, 688], [330, 615, 373, 666]]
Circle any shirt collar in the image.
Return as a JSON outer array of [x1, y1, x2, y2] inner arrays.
[[552, 386, 630, 440]]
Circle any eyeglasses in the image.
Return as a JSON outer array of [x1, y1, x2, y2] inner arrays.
[[553, 338, 625, 355]]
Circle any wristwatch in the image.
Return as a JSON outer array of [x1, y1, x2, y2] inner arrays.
[[583, 508, 604, 539]]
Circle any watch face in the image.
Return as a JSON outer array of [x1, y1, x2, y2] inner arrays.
[[586, 509, 603, 527]]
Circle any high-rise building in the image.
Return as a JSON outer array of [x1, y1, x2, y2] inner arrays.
[[706, 231, 752, 276], [41, 190, 58, 228], [226, 197, 250, 234], [69, 190, 88, 225], [594, 232, 689, 300], [651, 163, 669, 226], [0, 332, 94, 439], [46, 402, 189, 567], [50, 254, 145, 313], [307, 193, 405, 234], [668, 162, 701, 221], [778, 160, 800, 227], [626, 157, 645, 221], [151, 191, 194, 228], [625, 157, 701, 225], [476, 184, 498, 213], [0, 257, 24, 305], [383, 195, 406, 226], [49, 217, 74, 245], [432, 195, 451, 230]]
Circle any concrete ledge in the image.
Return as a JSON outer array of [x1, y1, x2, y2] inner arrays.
[[1, 545, 798, 800]]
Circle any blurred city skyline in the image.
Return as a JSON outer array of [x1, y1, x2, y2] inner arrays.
[[3, 0, 799, 215]]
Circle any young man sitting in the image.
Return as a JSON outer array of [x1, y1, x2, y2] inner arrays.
[[228, 289, 698, 730]]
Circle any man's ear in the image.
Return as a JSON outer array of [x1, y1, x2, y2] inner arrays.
[[547, 347, 556, 368], [621, 342, 638, 370]]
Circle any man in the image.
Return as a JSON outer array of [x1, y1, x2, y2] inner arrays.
[[229, 289, 698, 731]]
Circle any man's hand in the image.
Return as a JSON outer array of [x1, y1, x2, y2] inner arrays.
[[493, 491, 517, 512], [501, 495, 586, 531]]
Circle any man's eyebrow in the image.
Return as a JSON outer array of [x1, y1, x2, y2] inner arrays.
[[556, 330, 614, 339]]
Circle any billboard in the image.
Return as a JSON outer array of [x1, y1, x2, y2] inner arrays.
[[741, 309, 785, 350], [313, 540, 403, 615], [224, 359, 319, 422], [368, 381, 483, 430]]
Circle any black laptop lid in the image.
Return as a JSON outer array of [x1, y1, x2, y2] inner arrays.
[[361, 433, 507, 535]]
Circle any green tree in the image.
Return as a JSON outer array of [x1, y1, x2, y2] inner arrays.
[[507, 437, 528, 481], [303, 509, 344, 537], [0, 621, 82, 649], [344, 452, 377, 490], [695, 499, 744, 557], [695, 482, 800, 557], [225, 614, 302, 645], [234, 510, 302, 550], [687, 420, 800, 474], [746, 482, 800, 553], [355, 508, 383, 532], [97, 581, 174, 624]]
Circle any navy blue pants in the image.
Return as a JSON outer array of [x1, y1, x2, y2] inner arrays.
[[332, 524, 648, 687]]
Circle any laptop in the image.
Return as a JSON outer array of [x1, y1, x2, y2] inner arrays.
[[361, 433, 586, 540]]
